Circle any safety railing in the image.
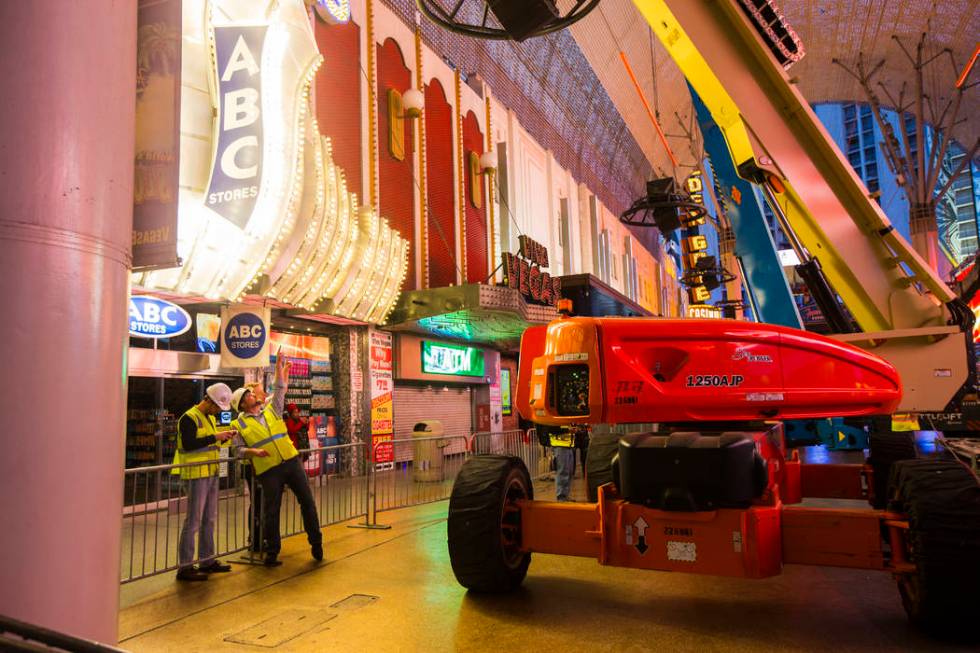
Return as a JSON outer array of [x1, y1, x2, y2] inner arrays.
[[121, 429, 557, 582], [469, 429, 551, 479], [372, 434, 473, 515], [120, 443, 367, 583]]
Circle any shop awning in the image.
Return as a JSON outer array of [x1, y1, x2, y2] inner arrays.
[[386, 284, 557, 350]]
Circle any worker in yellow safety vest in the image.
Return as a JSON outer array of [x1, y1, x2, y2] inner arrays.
[[544, 424, 577, 502], [174, 383, 236, 581], [231, 349, 323, 567]]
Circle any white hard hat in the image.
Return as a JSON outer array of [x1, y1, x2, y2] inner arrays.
[[205, 383, 232, 411], [231, 387, 252, 413]]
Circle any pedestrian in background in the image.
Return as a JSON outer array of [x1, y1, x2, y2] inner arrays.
[[575, 425, 590, 478], [284, 402, 311, 456], [539, 423, 576, 501]]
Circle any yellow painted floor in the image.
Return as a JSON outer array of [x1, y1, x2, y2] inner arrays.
[[118, 476, 972, 653]]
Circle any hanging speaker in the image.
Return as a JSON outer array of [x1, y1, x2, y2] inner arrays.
[[487, 0, 560, 42]]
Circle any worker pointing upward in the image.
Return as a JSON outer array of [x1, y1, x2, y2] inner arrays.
[[232, 348, 323, 567]]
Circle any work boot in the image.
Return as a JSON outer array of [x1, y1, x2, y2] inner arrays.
[[200, 561, 232, 573], [263, 555, 283, 567], [176, 567, 208, 581], [311, 542, 323, 561]]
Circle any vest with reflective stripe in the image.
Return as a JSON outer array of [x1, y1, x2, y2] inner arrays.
[[548, 426, 575, 448], [172, 406, 221, 479], [237, 405, 297, 475]]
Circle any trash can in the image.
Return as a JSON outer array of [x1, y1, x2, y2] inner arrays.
[[413, 420, 449, 482]]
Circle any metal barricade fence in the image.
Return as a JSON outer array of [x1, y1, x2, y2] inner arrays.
[[121, 431, 558, 580], [469, 429, 551, 479], [371, 434, 472, 515], [120, 443, 367, 583]]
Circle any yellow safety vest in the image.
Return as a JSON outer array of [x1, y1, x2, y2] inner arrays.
[[172, 406, 221, 479], [236, 405, 298, 476], [549, 426, 575, 448]]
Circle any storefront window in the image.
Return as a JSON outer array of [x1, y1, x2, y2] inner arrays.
[[265, 332, 341, 468], [124, 375, 242, 506]]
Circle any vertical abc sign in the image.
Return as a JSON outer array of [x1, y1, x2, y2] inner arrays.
[[205, 26, 267, 229]]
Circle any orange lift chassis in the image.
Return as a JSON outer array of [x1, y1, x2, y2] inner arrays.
[[436, 0, 980, 640], [448, 317, 980, 638]]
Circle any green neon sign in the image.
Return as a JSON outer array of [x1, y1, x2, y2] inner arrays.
[[500, 368, 512, 415], [422, 341, 485, 377]]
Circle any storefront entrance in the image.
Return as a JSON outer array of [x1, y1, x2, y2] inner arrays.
[[392, 384, 473, 460]]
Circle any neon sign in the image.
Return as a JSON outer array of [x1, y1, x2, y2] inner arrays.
[[687, 304, 722, 319], [500, 368, 512, 415], [501, 235, 562, 307], [129, 296, 192, 338], [422, 341, 485, 377]]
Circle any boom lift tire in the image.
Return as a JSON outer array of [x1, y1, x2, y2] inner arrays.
[[586, 431, 621, 502], [448, 455, 533, 592], [887, 458, 980, 638], [868, 429, 916, 508]]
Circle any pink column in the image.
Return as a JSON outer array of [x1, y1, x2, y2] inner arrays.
[[0, 1, 135, 644]]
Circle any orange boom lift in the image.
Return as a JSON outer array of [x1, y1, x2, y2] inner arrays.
[[447, 317, 980, 636]]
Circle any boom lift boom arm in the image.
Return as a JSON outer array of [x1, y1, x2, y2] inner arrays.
[[635, 0, 972, 411]]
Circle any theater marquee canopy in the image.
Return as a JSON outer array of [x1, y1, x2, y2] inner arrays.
[[133, 0, 408, 324]]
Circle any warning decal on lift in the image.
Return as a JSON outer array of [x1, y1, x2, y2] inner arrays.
[[667, 541, 697, 562], [626, 517, 649, 554]]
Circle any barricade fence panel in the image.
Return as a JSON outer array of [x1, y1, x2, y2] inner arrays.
[[372, 434, 472, 514], [469, 430, 551, 480], [120, 443, 367, 583], [122, 430, 563, 582]]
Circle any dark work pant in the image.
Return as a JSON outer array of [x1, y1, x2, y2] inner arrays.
[[258, 456, 322, 556], [244, 465, 262, 552], [554, 446, 575, 501], [578, 445, 588, 477]]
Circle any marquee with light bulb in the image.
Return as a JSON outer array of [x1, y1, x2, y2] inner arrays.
[[133, 0, 408, 324]]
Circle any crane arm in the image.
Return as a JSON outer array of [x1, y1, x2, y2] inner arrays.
[[636, 0, 955, 334]]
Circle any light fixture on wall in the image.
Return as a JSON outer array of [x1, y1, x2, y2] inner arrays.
[[388, 87, 424, 161], [478, 149, 497, 175], [401, 88, 425, 119]]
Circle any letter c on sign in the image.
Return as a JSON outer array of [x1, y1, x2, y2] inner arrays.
[[221, 136, 259, 180], [161, 306, 178, 326]]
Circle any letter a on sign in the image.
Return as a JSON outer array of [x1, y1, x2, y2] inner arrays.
[[221, 35, 261, 81]]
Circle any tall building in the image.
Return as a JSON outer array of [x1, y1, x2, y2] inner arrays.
[[814, 101, 980, 267]]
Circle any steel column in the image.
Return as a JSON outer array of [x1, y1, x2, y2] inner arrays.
[[0, 0, 135, 643]]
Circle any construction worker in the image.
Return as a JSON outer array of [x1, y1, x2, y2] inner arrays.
[[232, 350, 323, 567], [240, 381, 269, 553], [173, 383, 236, 581]]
